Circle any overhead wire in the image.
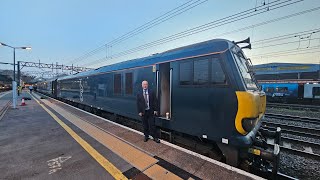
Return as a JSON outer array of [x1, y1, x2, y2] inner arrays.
[[252, 28, 320, 44], [77, 0, 299, 66], [250, 46, 320, 57], [108, 0, 209, 46], [84, 0, 308, 67], [251, 49, 320, 59], [68, 0, 208, 64], [252, 37, 320, 49]]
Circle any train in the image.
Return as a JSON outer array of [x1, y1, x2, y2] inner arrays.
[[260, 81, 320, 104], [36, 38, 271, 167], [0, 84, 12, 92]]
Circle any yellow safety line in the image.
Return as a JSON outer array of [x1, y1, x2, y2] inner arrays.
[[29, 93, 128, 180]]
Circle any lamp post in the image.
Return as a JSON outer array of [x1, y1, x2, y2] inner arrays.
[[0, 42, 31, 108]]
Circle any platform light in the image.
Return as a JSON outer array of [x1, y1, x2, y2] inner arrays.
[[0, 41, 32, 109]]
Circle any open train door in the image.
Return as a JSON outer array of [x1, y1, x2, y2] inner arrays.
[[157, 63, 172, 120], [52, 79, 58, 98]]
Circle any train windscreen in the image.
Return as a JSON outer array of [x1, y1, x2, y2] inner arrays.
[[232, 48, 258, 90]]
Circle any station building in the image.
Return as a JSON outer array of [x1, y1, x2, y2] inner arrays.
[[253, 63, 320, 81]]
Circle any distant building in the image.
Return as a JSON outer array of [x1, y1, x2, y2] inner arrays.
[[253, 63, 320, 81], [0, 70, 14, 80], [0, 74, 12, 87]]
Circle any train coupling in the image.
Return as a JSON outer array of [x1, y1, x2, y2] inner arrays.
[[249, 127, 281, 180]]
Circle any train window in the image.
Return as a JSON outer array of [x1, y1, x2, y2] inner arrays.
[[193, 59, 209, 85], [313, 87, 320, 96], [266, 87, 274, 92], [125, 73, 133, 95], [211, 58, 226, 84], [179, 61, 193, 85], [276, 87, 288, 92], [114, 74, 122, 94], [232, 49, 257, 90]]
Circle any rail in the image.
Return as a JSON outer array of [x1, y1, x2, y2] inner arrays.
[[267, 103, 320, 112], [265, 113, 320, 125]]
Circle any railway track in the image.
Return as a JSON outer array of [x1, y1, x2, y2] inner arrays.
[[265, 113, 320, 125], [267, 102, 320, 112], [267, 136, 320, 161], [262, 121, 320, 139], [263, 117, 320, 162]]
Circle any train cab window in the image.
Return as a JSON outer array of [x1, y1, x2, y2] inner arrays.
[[193, 59, 209, 85], [313, 87, 320, 96], [233, 49, 257, 90], [211, 58, 226, 84], [125, 73, 133, 95], [179, 61, 193, 85], [114, 74, 122, 94]]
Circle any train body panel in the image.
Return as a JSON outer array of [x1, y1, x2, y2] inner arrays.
[[260, 82, 320, 103], [304, 83, 320, 99], [261, 83, 298, 98], [37, 38, 266, 166]]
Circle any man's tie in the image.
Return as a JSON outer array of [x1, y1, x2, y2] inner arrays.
[[143, 90, 148, 108]]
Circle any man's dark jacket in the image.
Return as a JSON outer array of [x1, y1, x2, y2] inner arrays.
[[136, 89, 158, 114]]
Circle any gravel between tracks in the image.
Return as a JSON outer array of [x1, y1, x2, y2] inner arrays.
[[264, 117, 320, 131], [266, 107, 320, 119], [280, 151, 320, 180], [265, 107, 320, 179]]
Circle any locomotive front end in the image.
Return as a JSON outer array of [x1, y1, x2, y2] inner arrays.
[[226, 39, 280, 175], [235, 90, 266, 135]]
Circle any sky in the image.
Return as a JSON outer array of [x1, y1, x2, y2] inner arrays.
[[0, 0, 320, 76]]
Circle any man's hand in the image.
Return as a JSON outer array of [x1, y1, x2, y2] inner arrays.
[[139, 112, 143, 117], [154, 111, 158, 116]]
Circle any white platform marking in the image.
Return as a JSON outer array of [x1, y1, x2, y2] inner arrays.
[[47, 156, 72, 175]]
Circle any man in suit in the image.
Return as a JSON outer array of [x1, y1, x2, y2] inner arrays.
[[137, 80, 160, 143]]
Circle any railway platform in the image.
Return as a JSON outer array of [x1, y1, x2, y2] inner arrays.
[[0, 91, 12, 120], [0, 91, 263, 180]]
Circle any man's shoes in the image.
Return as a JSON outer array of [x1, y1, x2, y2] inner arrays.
[[154, 138, 160, 143], [144, 136, 149, 142]]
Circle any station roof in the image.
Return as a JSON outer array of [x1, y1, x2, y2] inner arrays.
[[253, 63, 320, 75]]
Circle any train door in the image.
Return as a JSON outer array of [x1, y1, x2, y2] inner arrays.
[[52, 80, 57, 98], [158, 63, 172, 119]]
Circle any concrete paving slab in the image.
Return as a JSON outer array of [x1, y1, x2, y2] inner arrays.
[[0, 92, 130, 180]]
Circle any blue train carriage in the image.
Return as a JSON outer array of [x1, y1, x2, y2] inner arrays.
[[260, 81, 320, 103], [260, 83, 299, 102], [51, 38, 266, 166]]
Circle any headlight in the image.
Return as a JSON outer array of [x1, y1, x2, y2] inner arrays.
[[242, 118, 259, 132]]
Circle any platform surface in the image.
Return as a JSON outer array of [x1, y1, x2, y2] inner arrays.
[[0, 91, 263, 180]]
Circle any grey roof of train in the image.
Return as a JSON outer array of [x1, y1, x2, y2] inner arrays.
[[58, 38, 233, 80]]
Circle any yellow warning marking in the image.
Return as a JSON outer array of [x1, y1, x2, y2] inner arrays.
[[33, 92, 185, 180], [29, 93, 128, 180], [144, 164, 183, 180], [39, 97, 158, 171], [252, 149, 261, 156]]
